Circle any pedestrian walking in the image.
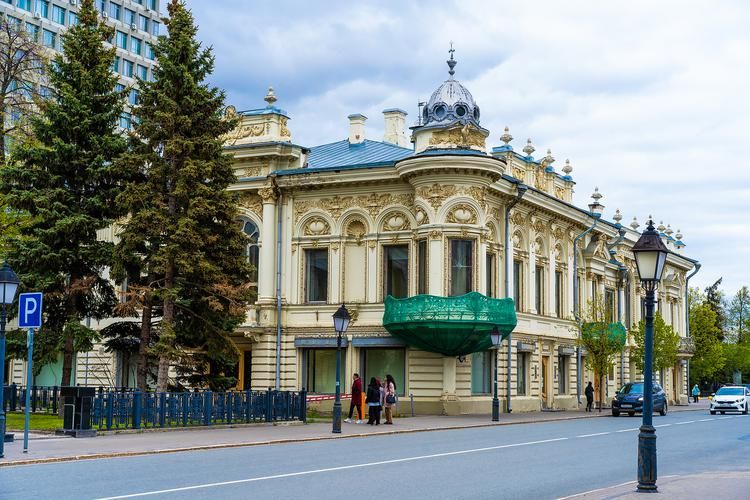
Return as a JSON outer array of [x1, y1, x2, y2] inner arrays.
[[344, 373, 363, 423], [366, 377, 381, 425], [383, 374, 397, 424], [585, 381, 594, 412], [692, 384, 700, 403]]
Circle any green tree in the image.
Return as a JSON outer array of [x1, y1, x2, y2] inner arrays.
[[688, 288, 725, 386], [727, 286, 750, 344], [631, 311, 681, 374], [0, 0, 127, 386], [578, 299, 626, 411], [113, 0, 251, 391], [704, 278, 727, 341]]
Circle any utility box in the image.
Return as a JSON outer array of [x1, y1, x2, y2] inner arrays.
[[57, 386, 97, 438]]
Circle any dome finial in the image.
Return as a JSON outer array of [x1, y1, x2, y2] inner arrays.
[[500, 126, 513, 145], [264, 86, 277, 107], [447, 41, 457, 78]]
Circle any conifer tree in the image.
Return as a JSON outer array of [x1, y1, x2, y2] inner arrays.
[[114, 0, 251, 391], [0, 0, 127, 386]]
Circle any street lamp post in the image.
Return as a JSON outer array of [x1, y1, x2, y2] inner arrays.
[[0, 262, 21, 458], [331, 304, 351, 434], [631, 220, 669, 492], [490, 326, 501, 422]]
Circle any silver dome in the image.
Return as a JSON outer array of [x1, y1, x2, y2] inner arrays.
[[422, 51, 480, 127]]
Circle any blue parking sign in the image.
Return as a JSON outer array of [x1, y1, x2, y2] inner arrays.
[[18, 292, 43, 329]]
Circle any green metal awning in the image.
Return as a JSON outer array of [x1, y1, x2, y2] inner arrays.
[[382, 292, 518, 356], [581, 322, 627, 348]]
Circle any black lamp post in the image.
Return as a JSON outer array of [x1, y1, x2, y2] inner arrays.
[[331, 304, 351, 434], [631, 220, 669, 492], [490, 326, 501, 422], [0, 262, 21, 458]]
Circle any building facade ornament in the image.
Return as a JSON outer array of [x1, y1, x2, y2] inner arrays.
[[303, 217, 330, 236], [446, 204, 477, 224]]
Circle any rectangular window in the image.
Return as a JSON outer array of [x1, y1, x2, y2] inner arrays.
[[305, 248, 328, 302], [114, 83, 125, 92], [517, 352, 528, 395], [97, 0, 106, 13], [109, 2, 121, 20], [363, 348, 405, 396], [119, 112, 131, 129], [136, 64, 147, 80], [39, 85, 51, 99], [37, 0, 49, 17], [138, 13, 148, 31], [592, 280, 598, 304], [555, 270, 563, 318], [122, 59, 133, 77], [145, 43, 155, 60], [131, 36, 141, 55], [450, 239, 473, 296], [128, 89, 138, 105], [513, 260, 522, 311], [305, 349, 343, 394], [148, 0, 156, 11], [384, 245, 408, 299], [535, 265, 544, 314], [151, 20, 160, 36], [625, 280, 631, 328], [471, 351, 492, 395], [417, 240, 427, 295], [42, 29, 55, 48], [68, 11, 78, 26], [558, 355, 567, 394], [605, 289, 615, 323], [111, 56, 120, 73], [116, 30, 128, 49], [17, 0, 31, 12], [486, 253, 496, 298], [25, 22, 38, 41], [124, 8, 135, 26], [52, 4, 65, 24]]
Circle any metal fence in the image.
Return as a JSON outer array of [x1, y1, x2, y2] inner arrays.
[[2, 385, 307, 430], [2, 385, 134, 414]]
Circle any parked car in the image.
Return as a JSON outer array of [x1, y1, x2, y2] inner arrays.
[[710, 386, 750, 415], [612, 382, 668, 417]]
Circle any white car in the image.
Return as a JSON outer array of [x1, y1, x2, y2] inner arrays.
[[710, 386, 750, 415]]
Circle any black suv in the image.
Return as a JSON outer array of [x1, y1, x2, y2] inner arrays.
[[612, 382, 668, 417]]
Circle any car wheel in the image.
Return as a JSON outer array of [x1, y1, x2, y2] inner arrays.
[[612, 410, 620, 417], [628, 411, 635, 417], [710, 410, 716, 415], [659, 403, 667, 416], [720, 411, 725, 415]]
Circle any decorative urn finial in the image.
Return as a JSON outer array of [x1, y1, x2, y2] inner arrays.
[[500, 126, 513, 145], [630, 217, 640, 231], [523, 138, 535, 157], [562, 159, 573, 176], [613, 209, 623, 224], [264, 86, 277, 107]]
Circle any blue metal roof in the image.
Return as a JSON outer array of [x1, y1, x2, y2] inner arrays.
[[307, 139, 413, 169]]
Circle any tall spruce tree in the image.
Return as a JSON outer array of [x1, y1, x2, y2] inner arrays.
[[0, 0, 127, 386], [114, 0, 251, 391]]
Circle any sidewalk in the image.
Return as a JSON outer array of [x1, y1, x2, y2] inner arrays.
[[565, 470, 750, 499], [0, 400, 709, 467]]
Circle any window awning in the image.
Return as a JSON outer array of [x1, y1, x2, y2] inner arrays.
[[382, 292, 517, 356]]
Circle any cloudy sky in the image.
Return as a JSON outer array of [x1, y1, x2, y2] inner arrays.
[[186, 0, 749, 295]]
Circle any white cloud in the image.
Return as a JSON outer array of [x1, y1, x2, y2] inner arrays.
[[188, 0, 750, 295]]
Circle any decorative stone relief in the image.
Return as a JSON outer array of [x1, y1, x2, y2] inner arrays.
[[555, 187, 565, 200], [554, 244, 563, 262], [512, 231, 523, 247], [594, 236, 609, 259], [294, 193, 414, 221], [383, 212, 411, 232], [238, 192, 262, 216], [415, 207, 429, 225], [427, 123, 486, 149], [279, 116, 291, 138], [429, 230, 442, 240], [484, 224, 496, 242], [304, 217, 330, 236], [534, 170, 546, 191], [415, 183, 458, 211], [446, 204, 477, 224], [346, 220, 367, 240], [512, 166, 525, 180], [258, 187, 278, 203], [510, 211, 527, 228]]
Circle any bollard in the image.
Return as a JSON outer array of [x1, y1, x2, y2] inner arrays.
[[132, 391, 142, 429], [410, 393, 414, 417]]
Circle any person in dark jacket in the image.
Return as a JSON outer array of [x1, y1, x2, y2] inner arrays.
[[366, 377, 382, 425], [585, 381, 594, 412], [345, 373, 363, 423]]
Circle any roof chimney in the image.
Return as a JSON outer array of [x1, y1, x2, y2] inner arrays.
[[348, 114, 367, 144], [382, 108, 408, 147]]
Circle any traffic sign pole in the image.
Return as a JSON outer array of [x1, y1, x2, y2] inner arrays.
[[23, 328, 34, 453]]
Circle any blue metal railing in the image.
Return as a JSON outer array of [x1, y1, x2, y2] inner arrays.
[[2, 385, 135, 414]]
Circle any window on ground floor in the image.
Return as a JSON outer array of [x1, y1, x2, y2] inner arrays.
[[558, 355, 567, 395], [517, 351, 529, 395], [304, 348, 344, 394], [471, 350, 492, 395], [361, 348, 405, 396]]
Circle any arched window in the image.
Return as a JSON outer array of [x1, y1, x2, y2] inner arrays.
[[239, 218, 260, 296]]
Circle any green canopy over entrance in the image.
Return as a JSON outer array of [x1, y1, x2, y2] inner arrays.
[[383, 292, 518, 356]]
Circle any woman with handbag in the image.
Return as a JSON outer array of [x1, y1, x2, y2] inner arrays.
[[384, 374, 397, 424]]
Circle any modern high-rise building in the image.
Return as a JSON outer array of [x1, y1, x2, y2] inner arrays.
[[0, 0, 161, 129]]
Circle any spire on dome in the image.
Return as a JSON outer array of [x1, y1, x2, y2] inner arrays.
[[447, 42, 457, 78]]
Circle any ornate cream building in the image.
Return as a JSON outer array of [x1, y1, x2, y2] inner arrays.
[[222, 53, 698, 415]]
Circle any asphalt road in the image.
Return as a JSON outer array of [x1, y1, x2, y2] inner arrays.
[[1, 410, 748, 500]]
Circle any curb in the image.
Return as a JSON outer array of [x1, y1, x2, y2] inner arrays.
[[0, 406, 708, 468]]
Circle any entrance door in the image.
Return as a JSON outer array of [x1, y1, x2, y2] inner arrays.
[[541, 356, 549, 408], [242, 351, 252, 390]]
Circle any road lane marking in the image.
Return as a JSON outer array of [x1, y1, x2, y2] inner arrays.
[[577, 432, 610, 438], [616, 428, 639, 433], [674, 421, 695, 425], [96, 437, 570, 499], [698, 418, 713, 422], [718, 416, 733, 420], [654, 424, 671, 428]]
